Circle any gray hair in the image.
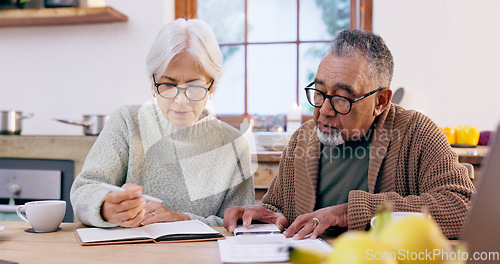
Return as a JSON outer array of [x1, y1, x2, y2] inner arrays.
[[146, 19, 223, 87], [328, 29, 394, 88]]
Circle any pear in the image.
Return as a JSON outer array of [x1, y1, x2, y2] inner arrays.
[[326, 231, 397, 264], [289, 247, 328, 264], [378, 215, 451, 264]]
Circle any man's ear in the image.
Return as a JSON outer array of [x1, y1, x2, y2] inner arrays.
[[374, 89, 392, 116]]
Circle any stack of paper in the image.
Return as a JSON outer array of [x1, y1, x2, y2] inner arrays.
[[218, 224, 333, 263]]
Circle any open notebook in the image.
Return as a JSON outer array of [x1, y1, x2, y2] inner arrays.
[[75, 219, 224, 246]]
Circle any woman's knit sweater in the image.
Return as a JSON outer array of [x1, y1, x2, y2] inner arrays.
[[70, 100, 254, 227], [262, 104, 475, 238]]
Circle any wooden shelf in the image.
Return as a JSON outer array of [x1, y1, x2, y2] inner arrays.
[[0, 6, 127, 27]]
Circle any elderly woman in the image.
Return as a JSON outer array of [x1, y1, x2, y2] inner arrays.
[[70, 19, 255, 228]]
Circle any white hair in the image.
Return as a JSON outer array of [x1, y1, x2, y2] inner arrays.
[[146, 19, 223, 87], [317, 127, 345, 147]]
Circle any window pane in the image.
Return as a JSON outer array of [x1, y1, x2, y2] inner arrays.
[[197, 0, 245, 43], [248, 0, 297, 42], [212, 45, 245, 115], [298, 43, 331, 114], [299, 0, 350, 41], [247, 44, 296, 115]]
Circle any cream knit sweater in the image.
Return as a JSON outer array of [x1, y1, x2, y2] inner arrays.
[[70, 100, 254, 227], [262, 104, 475, 239]]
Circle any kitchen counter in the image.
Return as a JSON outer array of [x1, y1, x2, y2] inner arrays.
[[0, 135, 97, 179], [256, 146, 489, 163], [0, 135, 489, 184]]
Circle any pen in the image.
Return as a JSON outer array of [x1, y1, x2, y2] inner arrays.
[[100, 183, 163, 203]]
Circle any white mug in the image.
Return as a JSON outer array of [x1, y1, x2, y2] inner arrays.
[[16, 200, 66, 232], [370, 211, 428, 228]]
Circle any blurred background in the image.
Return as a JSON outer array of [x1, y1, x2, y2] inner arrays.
[[0, 0, 499, 135]]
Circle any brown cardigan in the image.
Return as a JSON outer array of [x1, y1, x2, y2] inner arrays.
[[261, 104, 475, 239]]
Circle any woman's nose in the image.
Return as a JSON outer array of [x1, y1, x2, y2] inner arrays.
[[173, 90, 190, 104]]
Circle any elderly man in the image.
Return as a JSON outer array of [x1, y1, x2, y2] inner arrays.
[[223, 29, 475, 239]]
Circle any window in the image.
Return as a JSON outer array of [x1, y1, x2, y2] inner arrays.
[[175, 0, 372, 118]]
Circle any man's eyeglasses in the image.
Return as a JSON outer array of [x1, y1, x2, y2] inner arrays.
[[304, 82, 383, 115], [152, 74, 213, 101]]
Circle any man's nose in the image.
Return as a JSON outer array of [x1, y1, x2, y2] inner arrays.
[[319, 98, 337, 116]]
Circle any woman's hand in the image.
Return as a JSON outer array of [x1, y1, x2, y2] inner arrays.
[[283, 203, 348, 240], [101, 183, 146, 227], [140, 201, 190, 226]]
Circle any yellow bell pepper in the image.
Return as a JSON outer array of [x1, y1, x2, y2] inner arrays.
[[440, 127, 456, 145], [455, 126, 480, 145]]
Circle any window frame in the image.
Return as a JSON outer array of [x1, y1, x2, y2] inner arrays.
[[174, 0, 373, 120]]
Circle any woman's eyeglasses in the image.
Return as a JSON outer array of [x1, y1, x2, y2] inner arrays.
[[152, 74, 213, 101]]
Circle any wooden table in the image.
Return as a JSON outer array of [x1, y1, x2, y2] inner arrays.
[[0, 221, 335, 264], [0, 221, 225, 264]]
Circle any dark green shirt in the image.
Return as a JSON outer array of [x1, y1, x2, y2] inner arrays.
[[316, 139, 371, 209]]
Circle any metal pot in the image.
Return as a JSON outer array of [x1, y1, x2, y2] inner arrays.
[[55, 115, 109, 136], [0, 110, 33, 135]]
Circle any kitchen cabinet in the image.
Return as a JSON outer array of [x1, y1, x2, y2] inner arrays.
[[0, 6, 127, 27], [253, 153, 281, 203]]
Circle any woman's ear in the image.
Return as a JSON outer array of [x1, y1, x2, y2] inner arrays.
[[152, 84, 157, 97], [374, 89, 392, 116]]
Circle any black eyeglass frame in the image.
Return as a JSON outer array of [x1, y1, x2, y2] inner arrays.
[[304, 81, 384, 115], [152, 74, 214, 101]]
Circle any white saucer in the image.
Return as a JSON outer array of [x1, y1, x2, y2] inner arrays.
[[0, 225, 4, 232]]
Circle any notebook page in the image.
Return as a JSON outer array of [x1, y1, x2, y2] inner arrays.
[[141, 219, 220, 239], [76, 227, 150, 243]]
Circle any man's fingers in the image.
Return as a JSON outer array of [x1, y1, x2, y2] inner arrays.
[[311, 218, 329, 239], [274, 214, 288, 232], [224, 206, 283, 232], [283, 221, 301, 238], [223, 207, 244, 233], [241, 208, 257, 227], [291, 219, 317, 240]]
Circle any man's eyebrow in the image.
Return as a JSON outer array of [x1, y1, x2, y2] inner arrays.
[[314, 78, 325, 85], [314, 78, 355, 96], [335, 83, 355, 96]]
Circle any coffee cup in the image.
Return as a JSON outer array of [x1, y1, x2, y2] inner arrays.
[[370, 211, 428, 228], [16, 200, 66, 232]]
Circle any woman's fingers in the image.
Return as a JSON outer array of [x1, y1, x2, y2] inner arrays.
[[120, 207, 146, 228], [101, 184, 145, 224]]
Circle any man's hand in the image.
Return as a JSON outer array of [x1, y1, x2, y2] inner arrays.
[[223, 205, 288, 233], [101, 183, 146, 227], [283, 203, 348, 240], [140, 201, 190, 226]]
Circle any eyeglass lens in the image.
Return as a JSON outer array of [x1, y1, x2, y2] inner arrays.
[[157, 84, 208, 101], [306, 89, 351, 114]]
